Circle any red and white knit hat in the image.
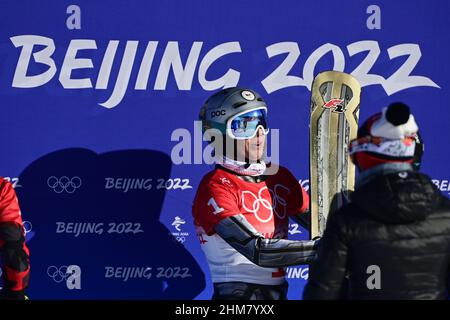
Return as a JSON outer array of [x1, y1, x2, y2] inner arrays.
[[349, 102, 422, 171]]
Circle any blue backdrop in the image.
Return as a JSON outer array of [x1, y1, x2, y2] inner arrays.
[[1, 0, 449, 299]]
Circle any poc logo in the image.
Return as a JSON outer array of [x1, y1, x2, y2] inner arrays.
[[210, 110, 226, 118], [47, 265, 81, 290]]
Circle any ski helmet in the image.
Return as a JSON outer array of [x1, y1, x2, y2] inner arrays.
[[199, 87, 269, 140]]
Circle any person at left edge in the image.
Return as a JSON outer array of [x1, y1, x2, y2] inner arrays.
[[192, 87, 318, 300], [0, 177, 30, 300]]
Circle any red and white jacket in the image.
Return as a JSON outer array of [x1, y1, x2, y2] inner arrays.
[[0, 177, 30, 295], [192, 166, 308, 285]]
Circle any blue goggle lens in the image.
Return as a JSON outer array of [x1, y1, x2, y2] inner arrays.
[[229, 109, 269, 139]]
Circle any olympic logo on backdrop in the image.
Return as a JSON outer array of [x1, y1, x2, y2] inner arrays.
[[47, 176, 82, 194], [175, 236, 186, 243], [22, 220, 36, 242], [171, 216, 186, 232], [23, 221, 32, 234], [242, 185, 289, 223], [47, 265, 82, 289], [170, 216, 190, 244], [47, 265, 71, 283]]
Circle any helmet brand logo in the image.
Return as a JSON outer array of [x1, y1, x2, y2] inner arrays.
[[241, 90, 255, 101], [210, 110, 226, 118]]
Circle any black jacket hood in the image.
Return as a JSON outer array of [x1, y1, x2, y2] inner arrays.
[[351, 171, 441, 224]]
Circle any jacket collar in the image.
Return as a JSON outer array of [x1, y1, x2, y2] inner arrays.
[[356, 162, 413, 188]]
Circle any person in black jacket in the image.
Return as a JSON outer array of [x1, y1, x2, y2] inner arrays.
[[303, 102, 450, 300]]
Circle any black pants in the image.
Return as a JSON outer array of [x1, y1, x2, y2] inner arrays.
[[212, 281, 288, 300]]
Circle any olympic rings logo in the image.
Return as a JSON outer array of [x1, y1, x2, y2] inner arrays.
[[242, 187, 273, 223], [47, 176, 82, 194], [269, 184, 290, 220], [176, 236, 186, 243], [242, 184, 290, 223], [47, 265, 71, 283], [23, 221, 32, 234], [47, 265, 81, 283]]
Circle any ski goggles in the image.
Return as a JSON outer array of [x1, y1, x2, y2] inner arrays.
[[226, 107, 269, 140], [349, 135, 417, 158]]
